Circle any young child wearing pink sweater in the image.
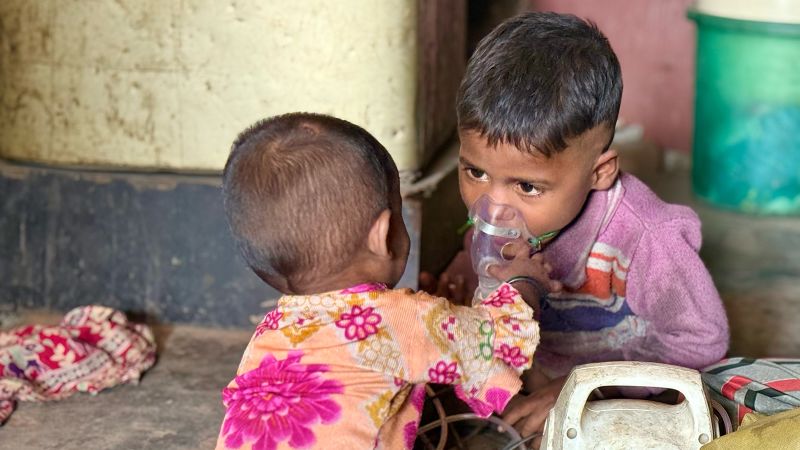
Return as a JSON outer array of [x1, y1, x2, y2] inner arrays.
[[424, 12, 729, 440]]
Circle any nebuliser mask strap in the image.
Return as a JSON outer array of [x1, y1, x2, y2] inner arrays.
[[527, 229, 559, 251], [460, 216, 558, 253], [472, 215, 522, 240]]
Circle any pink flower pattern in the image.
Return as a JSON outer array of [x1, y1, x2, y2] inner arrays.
[[221, 351, 344, 450], [255, 309, 283, 337], [428, 360, 459, 384], [501, 316, 522, 332], [335, 305, 382, 341], [339, 283, 387, 294], [455, 385, 512, 417], [403, 421, 419, 449], [481, 284, 516, 307], [217, 285, 538, 449], [402, 385, 429, 449], [440, 316, 457, 341], [495, 343, 530, 367]]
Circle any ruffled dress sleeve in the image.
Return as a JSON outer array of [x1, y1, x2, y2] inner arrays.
[[398, 283, 539, 417]]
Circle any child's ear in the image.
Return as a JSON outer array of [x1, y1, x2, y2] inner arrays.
[[366, 209, 392, 258], [591, 148, 619, 191]]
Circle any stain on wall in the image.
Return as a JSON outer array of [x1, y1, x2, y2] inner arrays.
[[0, 0, 436, 172]]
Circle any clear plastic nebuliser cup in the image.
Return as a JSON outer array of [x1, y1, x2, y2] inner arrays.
[[468, 195, 533, 303]]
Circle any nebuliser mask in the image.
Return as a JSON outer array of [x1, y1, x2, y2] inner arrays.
[[468, 195, 557, 303]]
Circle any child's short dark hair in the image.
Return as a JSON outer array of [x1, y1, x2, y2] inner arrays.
[[457, 12, 623, 156], [222, 113, 399, 289]]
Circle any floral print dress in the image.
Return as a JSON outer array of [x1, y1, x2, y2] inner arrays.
[[216, 283, 539, 450]]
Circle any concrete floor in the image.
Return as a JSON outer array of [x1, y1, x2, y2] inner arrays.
[[0, 314, 251, 450], [2, 144, 799, 449]]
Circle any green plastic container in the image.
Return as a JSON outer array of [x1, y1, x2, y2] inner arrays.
[[689, 10, 800, 215]]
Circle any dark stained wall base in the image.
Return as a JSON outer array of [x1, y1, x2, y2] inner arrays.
[[0, 159, 420, 327]]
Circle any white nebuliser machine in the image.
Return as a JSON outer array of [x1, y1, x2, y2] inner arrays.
[[540, 361, 718, 450], [417, 361, 721, 450]]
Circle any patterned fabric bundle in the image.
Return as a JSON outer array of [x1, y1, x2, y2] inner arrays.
[[0, 306, 157, 424], [702, 357, 800, 430]]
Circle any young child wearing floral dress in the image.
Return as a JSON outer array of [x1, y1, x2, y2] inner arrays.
[[215, 113, 560, 450]]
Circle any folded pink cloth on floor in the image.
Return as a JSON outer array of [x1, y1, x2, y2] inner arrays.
[[0, 305, 157, 424]]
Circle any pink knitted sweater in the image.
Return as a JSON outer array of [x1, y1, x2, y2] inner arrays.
[[536, 172, 729, 377]]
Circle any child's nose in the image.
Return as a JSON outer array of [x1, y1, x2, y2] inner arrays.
[[486, 186, 513, 205]]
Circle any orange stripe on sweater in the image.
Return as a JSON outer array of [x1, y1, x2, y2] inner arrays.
[[573, 267, 627, 299]]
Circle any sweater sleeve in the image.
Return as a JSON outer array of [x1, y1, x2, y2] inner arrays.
[[625, 217, 729, 370], [401, 284, 539, 416]]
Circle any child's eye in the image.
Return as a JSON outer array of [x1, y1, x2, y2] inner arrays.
[[517, 182, 543, 197], [466, 168, 488, 181]]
